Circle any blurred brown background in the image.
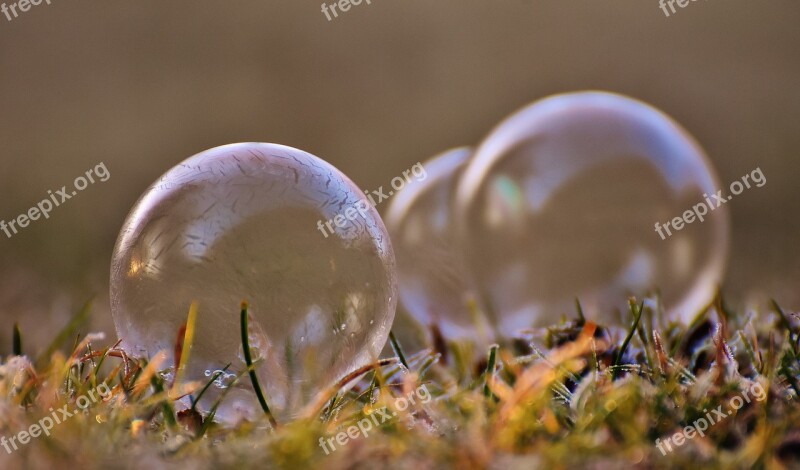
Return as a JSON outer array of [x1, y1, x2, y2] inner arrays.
[[0, 0, 798, 351]]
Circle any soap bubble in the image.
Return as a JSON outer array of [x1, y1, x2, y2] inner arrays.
[[456, 92, 728, 333], [386, 148, 492, 341], [110, 143, 397, 423]]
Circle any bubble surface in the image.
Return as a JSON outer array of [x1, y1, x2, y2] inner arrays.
[[456, 92, 728, 333], [386, 148, 491, 340], [111, 143, 397, 422]]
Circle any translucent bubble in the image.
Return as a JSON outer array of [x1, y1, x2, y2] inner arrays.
[[110, 143, 397, 423], [386, 148, 492, 340], [456, 92, 729, 333]]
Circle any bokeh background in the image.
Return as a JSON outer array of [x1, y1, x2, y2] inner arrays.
[[0, 0, 798, 351]]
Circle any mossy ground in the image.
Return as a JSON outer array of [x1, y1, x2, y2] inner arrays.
[[1, 295, 799, 469]]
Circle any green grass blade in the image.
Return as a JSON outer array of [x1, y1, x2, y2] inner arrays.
[[149, 374, 177, 427], [191, 363, 231, 412], [575, 298, 586, 326], [613, 299, 643, 379], [483, 344, 499, 399], [12, 322, 22, 356], [38, 300, 92, 366], [389, 331, 410, 370], [240, 301, 277, 427]]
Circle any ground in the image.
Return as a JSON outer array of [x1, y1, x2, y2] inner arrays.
[[1, 295, 799, 469]]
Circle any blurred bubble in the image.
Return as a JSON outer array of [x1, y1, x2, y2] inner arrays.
[[456, 92, 728, 333], [110, 143, 397, 422], [386, 148, 492, 341]]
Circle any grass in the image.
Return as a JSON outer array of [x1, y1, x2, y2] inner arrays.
[[1, 293, 800, 469]]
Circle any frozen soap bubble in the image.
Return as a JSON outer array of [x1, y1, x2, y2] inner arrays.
[[386, 148, 492, 341], [110, 143, 397, 423], [456, 92, 729, 333]]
